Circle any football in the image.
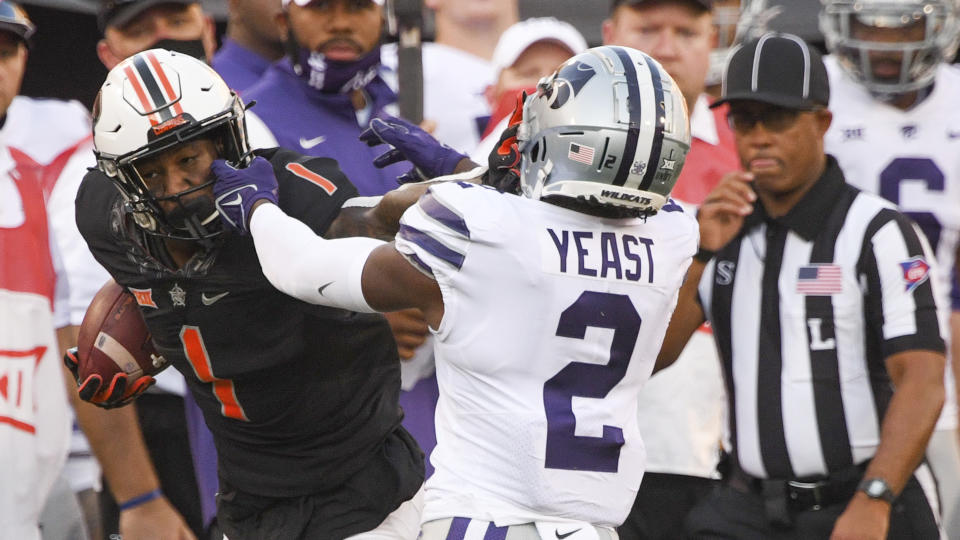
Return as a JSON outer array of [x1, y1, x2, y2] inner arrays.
[[77, 280, 167, 382]]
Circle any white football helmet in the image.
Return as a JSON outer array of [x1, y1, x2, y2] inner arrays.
[[518, 46, 690, 217], [93, 49, 251, 242], [820, 0, 960, 95]]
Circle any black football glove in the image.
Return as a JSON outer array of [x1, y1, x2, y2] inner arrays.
[[64, 347, 155, 409], [482, 91, 526, 195]]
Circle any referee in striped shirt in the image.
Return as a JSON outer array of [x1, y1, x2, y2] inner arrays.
[[658, 33, 946, 539]]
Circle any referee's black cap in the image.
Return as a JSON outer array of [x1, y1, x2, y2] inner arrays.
[[711, 32, 830, 111]]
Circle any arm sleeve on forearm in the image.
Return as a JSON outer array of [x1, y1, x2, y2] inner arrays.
[[249, 203, 385, 313]]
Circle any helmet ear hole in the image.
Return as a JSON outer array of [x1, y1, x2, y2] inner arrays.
[[529, 141, 540, 163]]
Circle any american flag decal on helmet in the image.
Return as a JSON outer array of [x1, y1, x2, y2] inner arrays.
[[123, 50, 184, 126]]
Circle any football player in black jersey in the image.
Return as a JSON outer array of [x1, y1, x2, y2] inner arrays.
[[71, 48, 442, 539]]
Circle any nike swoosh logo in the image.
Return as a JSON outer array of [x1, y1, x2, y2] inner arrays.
[[556, 530, 581, 539], [317, 282, 334, 296], [201, 292, 230, 305], [949, 132, 960, 139], [299, 135, 326, 149], [222, 193, 243, 207]]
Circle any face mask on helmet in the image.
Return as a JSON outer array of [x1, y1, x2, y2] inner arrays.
[[707, 1, 742, 88], [517, 46, 690, 218], [820, 0, 960, 95], [707, 0, 784, 87], [93, 49, 252, 243]]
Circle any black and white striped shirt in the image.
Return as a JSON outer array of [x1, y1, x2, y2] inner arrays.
[[699, 156, 945, 480]]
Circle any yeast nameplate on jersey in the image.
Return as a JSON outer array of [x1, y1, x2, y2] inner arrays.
[[540, 228, 655, 284]]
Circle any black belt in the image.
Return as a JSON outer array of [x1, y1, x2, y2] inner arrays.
[[727, 461, 868, 528]]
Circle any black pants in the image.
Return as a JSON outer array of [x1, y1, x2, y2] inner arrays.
[[216, 426, 423, 540], [684, 475, 939, 539], [100, 393, 207, 539], [618, 473, 717, 540]]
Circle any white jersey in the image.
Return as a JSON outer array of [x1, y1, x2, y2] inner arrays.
[[49, 139, 111, 328], [0, 96, 90, 167], [394, 182, 698, 527], [0, 119, 76, 538], [824, 56, 960, 430]]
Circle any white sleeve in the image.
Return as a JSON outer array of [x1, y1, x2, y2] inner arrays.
[[867, 215, 944, 353], [46, 143, 111, 328], [49, 226, 70, 329], [393, 183, 478, 281], [249, 203, 384, 312]]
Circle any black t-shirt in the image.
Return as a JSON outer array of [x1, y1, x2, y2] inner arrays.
[[75, 148, 423, 507]]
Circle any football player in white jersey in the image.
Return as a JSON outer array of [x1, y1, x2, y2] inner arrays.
[[820, 0, 960, 535], [212, 45, 698, 537]]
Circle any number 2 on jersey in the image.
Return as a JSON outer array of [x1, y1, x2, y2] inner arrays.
[[543, 291, 641, 473], [181, 326, 249, 421]]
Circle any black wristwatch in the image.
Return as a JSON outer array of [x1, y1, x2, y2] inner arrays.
[[857, 477, 896, 503]]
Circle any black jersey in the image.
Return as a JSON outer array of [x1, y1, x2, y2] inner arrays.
[[75, 148, 423, 509]]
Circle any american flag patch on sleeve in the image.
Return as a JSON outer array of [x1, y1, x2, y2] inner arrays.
[[796, 264, 843, 295]]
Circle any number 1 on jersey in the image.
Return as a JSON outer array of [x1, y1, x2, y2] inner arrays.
[[543, 292, 641, 472], [181, 326, 249, 421]]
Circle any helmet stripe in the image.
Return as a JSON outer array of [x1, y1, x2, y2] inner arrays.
[[146, 51, 184, 116], [122, 64, 160, 126], [132, 54, 174, 123], [637, 54, 665, 192], [611, 47, 641, 187]]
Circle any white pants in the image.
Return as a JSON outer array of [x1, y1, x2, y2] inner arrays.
[[38, 471, 90, 540], [419, 518, 619, 540], [222, 487, 424, 540], [927, 429, 960, 540]]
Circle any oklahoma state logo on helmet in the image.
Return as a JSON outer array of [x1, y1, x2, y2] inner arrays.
[[121, 50, 184, 129]]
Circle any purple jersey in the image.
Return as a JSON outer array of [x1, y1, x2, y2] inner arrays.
[[243, 59, 406, 197], [212, 39, 273, 94]]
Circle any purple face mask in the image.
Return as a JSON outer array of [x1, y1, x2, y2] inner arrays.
[[292, 46, 382, 94]]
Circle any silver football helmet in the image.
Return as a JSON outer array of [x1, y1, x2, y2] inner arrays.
[[93, 49, 251, 242], [707, 0, 784, 87], [518, 46, 690, 217], [820, 0, 960, 95]]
